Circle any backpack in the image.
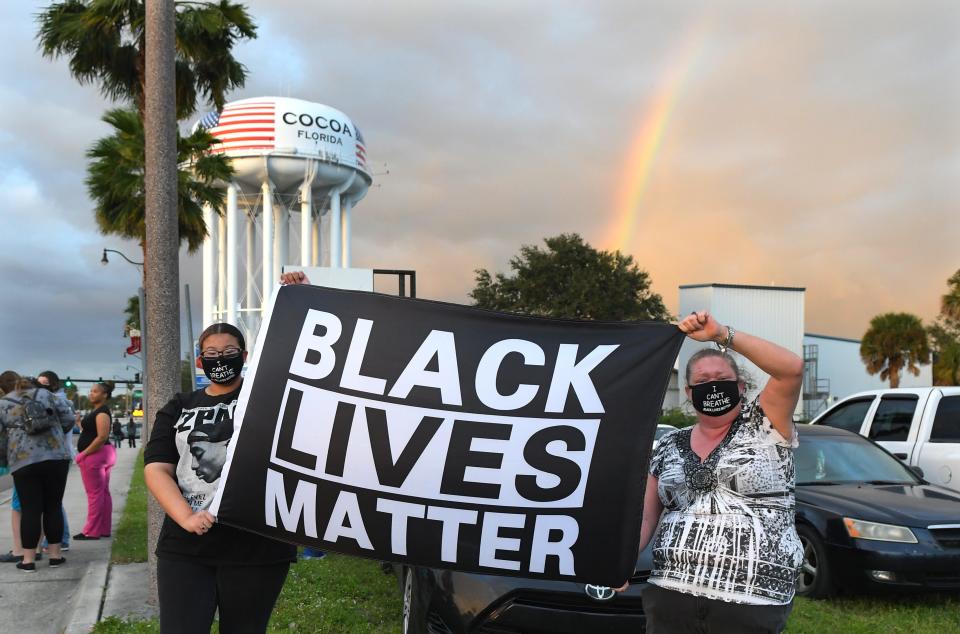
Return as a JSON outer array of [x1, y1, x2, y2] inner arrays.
[[3, 389, 59, 435]]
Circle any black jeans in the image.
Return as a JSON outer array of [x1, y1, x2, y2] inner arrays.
[[12, 459, 70, 549], [644, 584, 792, 634], [157, 558, 290, 633]]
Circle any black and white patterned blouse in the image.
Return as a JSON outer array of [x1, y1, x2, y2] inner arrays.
[[648, 398, 802, 605]]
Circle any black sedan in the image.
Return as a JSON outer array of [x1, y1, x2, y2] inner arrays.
[[397, 548, 652, 633], [794, 424, 960, 597]]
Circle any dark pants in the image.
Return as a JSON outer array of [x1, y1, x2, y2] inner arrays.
[[12, 460, 70, 549], [157, 558, 290, 634], [127, 435, 136, 447], [644, 584, 792, 634]]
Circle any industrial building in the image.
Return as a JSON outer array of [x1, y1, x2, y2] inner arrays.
[[663, 283, 931, 420]]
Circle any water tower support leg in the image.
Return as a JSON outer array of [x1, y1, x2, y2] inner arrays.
[[217, 214, 227, 321], [301, 185, 312, 266], [261, 181, 274, 308], [202, 203, 215, 328], [330, 191, 342, 269], [342, 199, 352, 268], [226, 183, 239, 327]]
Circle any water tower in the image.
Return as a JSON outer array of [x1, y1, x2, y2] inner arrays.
[[194, 96, 372, 343]]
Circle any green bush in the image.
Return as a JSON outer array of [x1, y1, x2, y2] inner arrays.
[[659, 407, 697, 428]]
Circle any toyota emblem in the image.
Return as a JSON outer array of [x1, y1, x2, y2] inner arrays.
[[584, 584, 616, 601]]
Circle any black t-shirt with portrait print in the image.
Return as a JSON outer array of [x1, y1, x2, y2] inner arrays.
[[144, 383, 296, 565]]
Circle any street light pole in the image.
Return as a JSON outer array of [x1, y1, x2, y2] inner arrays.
[[144, 0, 178, 603]]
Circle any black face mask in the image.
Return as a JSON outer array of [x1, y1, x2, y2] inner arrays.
[[690, 380, 741, 417], [201, 354, 244, 385]]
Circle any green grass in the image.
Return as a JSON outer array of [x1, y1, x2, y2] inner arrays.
[[93, 617, 159, 633], [267, 555, 402, 633], [111, 449, 148, 564], [788, 594, 960, 633], [95, 468, 957, 634], [92, 555, 401, 634]]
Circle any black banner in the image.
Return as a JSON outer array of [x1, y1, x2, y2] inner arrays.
[[211, 285, 683, 585]]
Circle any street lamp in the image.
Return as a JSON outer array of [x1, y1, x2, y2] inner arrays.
[[101, 248, 143, 268], [102, 247, 147, 412]]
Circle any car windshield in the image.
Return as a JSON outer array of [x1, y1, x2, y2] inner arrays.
[[795, 433, 920, 485], [655, 426, 673, 440]]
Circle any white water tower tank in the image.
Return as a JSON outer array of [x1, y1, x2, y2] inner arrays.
[[193, 96, 373, 341]]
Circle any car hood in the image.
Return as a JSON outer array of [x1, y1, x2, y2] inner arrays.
[[797, 483, 960, 526]]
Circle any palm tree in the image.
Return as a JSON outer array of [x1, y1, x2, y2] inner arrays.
[[37, 0, 256, 120], [86, 108, 233, 257], [942, 270, 960, 323], [860, 313, 931, 388]]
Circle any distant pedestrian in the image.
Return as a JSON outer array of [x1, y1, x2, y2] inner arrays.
[[112, 418, 124, 448], [0, 371, 74, 572], [74, 382, 116, 540], [145, 323, 295, 634], [126, 414, 136, 448]]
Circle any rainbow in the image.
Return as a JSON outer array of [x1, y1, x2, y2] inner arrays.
[[604, 27, 707, 253]]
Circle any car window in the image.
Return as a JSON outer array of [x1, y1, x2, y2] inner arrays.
[[868, 395, 918, 442], [930, 395, 960, 443], [795, 434, 918, 484], [817, 398, 872, 433]]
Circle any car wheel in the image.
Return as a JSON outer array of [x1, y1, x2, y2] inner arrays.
[[402, 567, 429, 634], [796, 524, 834, 599]]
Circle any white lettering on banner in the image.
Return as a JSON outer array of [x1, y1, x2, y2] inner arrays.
[[376, 499, 425, 556], [265, 469, 318, 537], [387, 330, 463, 406], [341, 318, 387, 394], [545, 344, 620, 414], [323, 490, 373, 550], [426, 506, 479, 563], [270, 381, 600, 508], [262, 470, 580, 574], [479, 512, 525, 571], [529, 514, 579, 575], [289, 309, 342, 380], [286, 313, 619, 414], [475, 339, 545, 410]]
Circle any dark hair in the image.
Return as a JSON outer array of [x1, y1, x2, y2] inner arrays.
[[685, 348, 741, 385], [37, 370, 61, 392], [95, 380, 115, 398], [0, 370, 20, 395], [198, 322, 246, 352]]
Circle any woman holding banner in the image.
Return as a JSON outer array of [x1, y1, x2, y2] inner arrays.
[[623, 311, 804, 634], [144, 323, 296, 634]]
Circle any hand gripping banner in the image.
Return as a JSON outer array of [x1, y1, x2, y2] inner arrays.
[[210, 285, 683, 585]]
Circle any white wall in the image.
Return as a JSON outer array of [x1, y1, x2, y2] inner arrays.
[[678, 284, 805, 417], [804, 333, 932, 401]]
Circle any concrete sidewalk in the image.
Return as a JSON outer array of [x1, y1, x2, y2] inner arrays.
[[0, 441, 152, 634]]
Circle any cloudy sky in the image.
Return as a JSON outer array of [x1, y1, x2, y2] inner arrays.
[[2, 0, 958, 383]]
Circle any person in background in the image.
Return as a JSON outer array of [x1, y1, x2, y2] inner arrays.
[[74, 382, 117, 540], [145, 323, 296, 634], [36, 371, 73, 554], [618, 311, 804, 634], [0, 371, 74, 572], [112, 417, 124, 448], [126, 412, 137, 448]]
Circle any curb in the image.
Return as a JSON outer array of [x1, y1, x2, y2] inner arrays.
[[63, 560, 109, 634]]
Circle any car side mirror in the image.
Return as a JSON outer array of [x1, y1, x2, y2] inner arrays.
[[909, 465, 925, 480]]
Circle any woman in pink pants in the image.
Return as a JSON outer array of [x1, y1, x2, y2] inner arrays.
[[74, 382, 116, 540]]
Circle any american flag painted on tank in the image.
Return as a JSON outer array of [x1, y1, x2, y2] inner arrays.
[[355, 125, 367, 168], [205, 101, 277, 153]]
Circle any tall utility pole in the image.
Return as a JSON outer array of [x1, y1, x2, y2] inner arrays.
[[143, 0, 178, 602]]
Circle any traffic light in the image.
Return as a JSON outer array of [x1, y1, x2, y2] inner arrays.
[[135, 372, 141, 383], [64, 377, 73, 389]]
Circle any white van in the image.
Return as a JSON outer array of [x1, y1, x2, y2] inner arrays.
[[809, 387, 960, 492]]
